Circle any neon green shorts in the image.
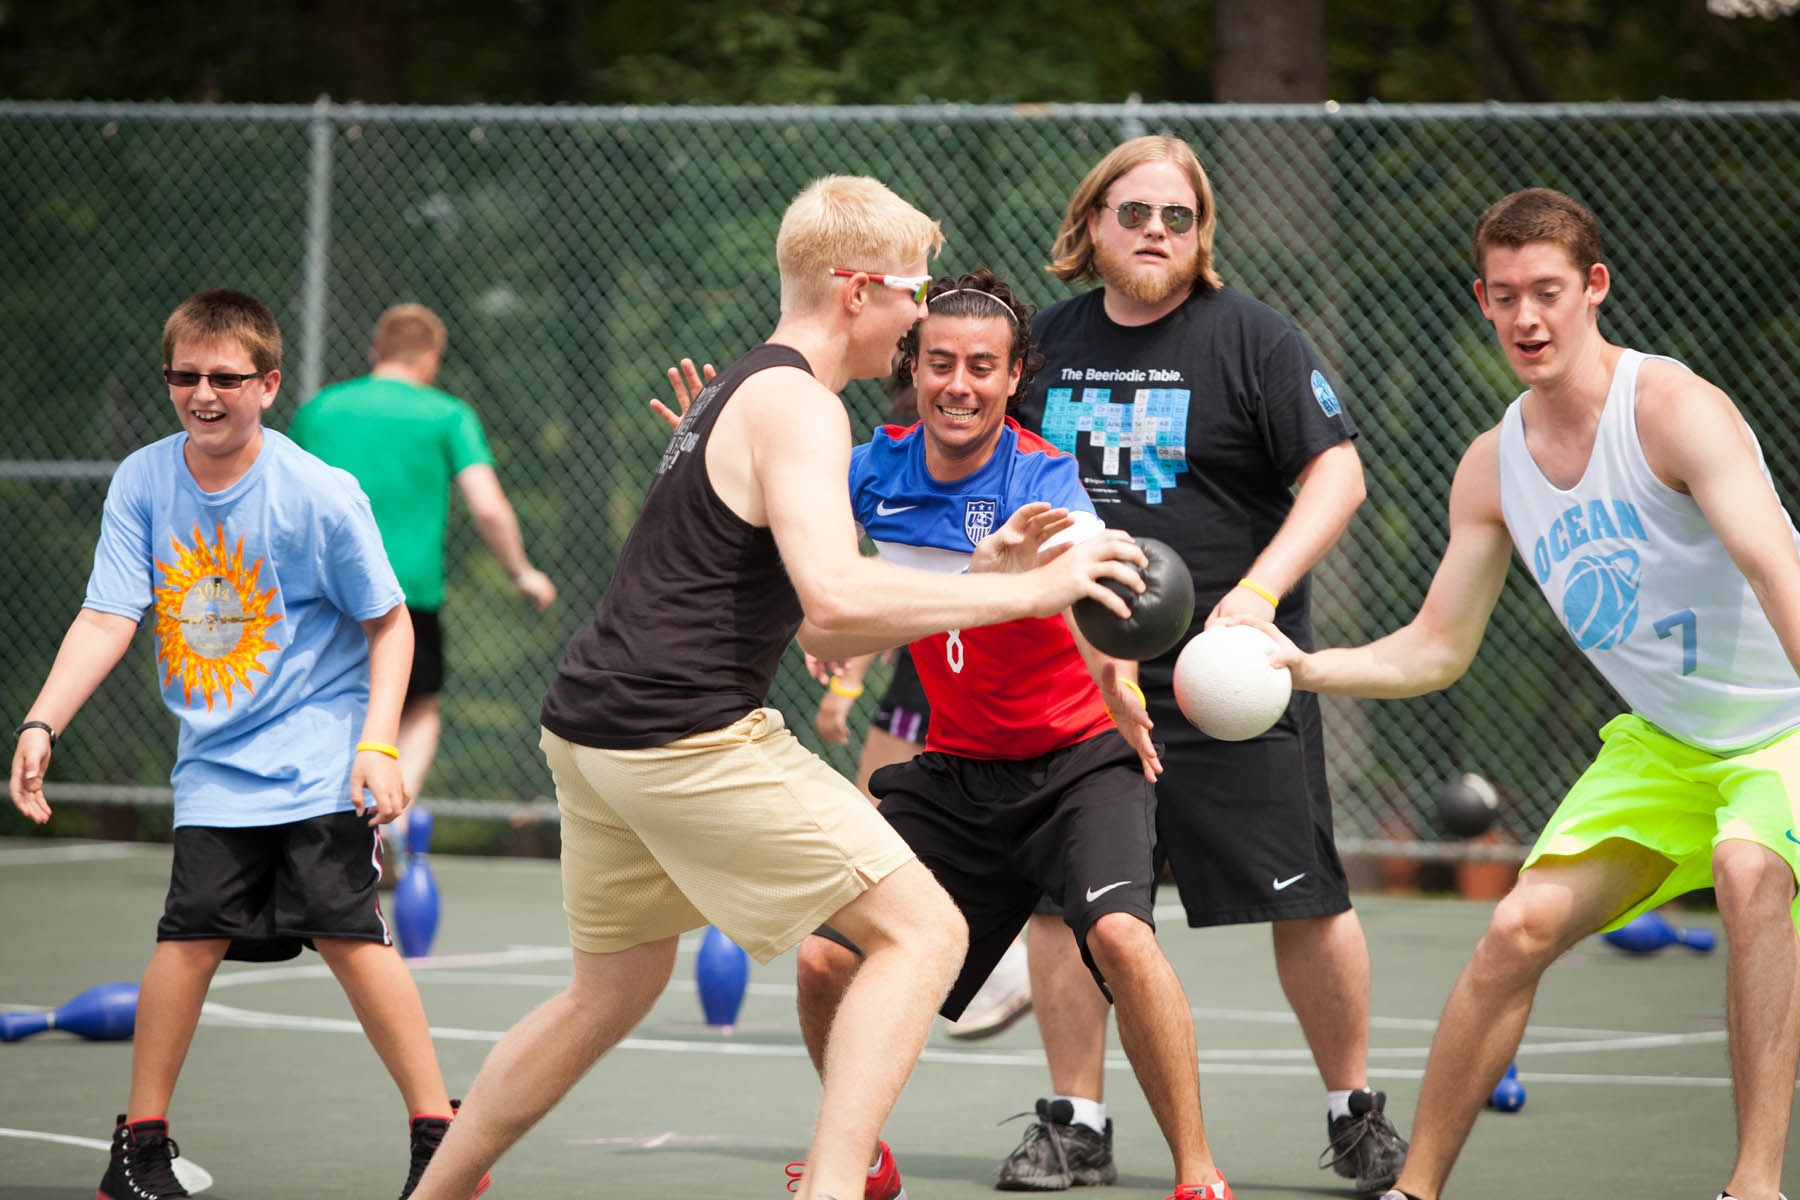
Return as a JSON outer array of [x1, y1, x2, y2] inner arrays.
[[1523, 713, 1800, 931]]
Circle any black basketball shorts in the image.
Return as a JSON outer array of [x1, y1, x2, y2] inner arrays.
[[406, 606, 445, 701], [157, 810, 393, 962], [862, 730, 1158, 1019]]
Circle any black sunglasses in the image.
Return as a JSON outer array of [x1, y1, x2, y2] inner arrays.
[[162, 368, 267, 390], [1099, 200, 1198, 235]]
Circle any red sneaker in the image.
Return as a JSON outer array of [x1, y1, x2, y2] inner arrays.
[[1169, 1178, 1233, 1200], [785, 1140, 907, 1200]]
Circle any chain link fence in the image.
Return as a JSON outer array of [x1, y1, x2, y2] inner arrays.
[[4, 99, 1797, 851]]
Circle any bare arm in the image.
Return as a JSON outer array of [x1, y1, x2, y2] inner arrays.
[[351, 604, 413, 826], [1252, 429, 1514, 698], [455, 463, 556, 611], [10, 609, 139, 822], [1211, 438, 1366, 622], [1638, 360, 1800, 675], [725, 371, 1144, 660]]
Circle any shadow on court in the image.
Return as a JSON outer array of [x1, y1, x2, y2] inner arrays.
[[0, 837, 1771, 1198]]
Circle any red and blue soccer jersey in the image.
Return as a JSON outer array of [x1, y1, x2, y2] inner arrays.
[[849, 417, 1113, 760]]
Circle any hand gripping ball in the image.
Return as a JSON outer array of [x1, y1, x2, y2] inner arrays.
[[1070, 537, 1195, 662], [1172, 625, 1292, 741]]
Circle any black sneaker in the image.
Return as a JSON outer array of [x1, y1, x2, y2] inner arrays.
[[1321, 1090, 1408, 1194], [400, 1099, 491, 1200], [995, 1098, 1117, 1191], [98, 1115, 190, 1200]]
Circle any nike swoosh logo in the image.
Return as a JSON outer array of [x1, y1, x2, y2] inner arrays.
[[1787, 829, 1800, 847], [1085, 880, 1131, 902], [875, 501, 917, 515], [1272, 873, 1307, 891]]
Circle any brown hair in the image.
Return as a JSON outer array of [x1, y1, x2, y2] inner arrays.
[[1046, 135, 1222, 291], [894, 269, 1043, 411], [371, 303, 448, 365], [1471, 188, 1604, 279], [161, 289, 282, 371]]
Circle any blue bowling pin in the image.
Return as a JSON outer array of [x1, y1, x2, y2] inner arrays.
[[1486, 1060, 1525, 1112], [392, 808, 441, 959], [695, 926, 749, 1030], [1, 981, 139, 1042], [1601, 910, 1717, 955]]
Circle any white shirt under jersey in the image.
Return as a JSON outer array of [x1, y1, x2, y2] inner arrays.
[[1497, 349, 1800, 753]]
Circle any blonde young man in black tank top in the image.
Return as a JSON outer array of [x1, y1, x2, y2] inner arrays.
[[406, 176, 1149, 1200]]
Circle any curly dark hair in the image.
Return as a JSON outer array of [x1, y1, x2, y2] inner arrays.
[[893, 268, 1043, 410]]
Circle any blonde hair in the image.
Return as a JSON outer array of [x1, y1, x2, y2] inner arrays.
[[1046, 135, 1222, 291], [371, 303, 448, 365], [776, 176, 943, 313], [162, 289, 282, 372]]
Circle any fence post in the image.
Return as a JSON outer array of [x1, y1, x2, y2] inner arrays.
[[298, 94, 334, 403]]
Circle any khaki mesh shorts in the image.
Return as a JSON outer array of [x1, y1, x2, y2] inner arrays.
[[544, 709, 916, 961]]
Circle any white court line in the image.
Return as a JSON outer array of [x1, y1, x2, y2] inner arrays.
[[0, 841, 161, 865], [0, 1127, 215, 1192]]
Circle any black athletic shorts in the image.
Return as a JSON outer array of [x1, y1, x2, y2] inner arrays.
[[845, 730, 1157, 1019], [406, 606, 444, 701], [156, 810, 393, 962], [871, 646, 929, 744]]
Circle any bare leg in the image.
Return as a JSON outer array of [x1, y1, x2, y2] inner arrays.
[[1085, 913, 1219, 1187], [1393, 844, 1665, 1199], [795, 934, 861, 1074], [1714, 838, 1800, 1200], [126, 939, 229, 1119], [798, 860, 966, 1200], [1026, 912, 1110, 1101], [1273, 910, 1372, 1091], [397, 693, 443, 814], [407, 937, 678, 1200], [317, 938, 452, 1116]]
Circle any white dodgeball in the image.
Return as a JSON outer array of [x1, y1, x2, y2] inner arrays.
[[1172, 624, 1293, 741]]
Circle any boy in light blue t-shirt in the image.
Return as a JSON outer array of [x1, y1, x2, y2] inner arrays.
[[7, 290, 487, 1200]]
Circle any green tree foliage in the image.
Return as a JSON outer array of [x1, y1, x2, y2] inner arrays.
[[2, 0, 1793, 105]]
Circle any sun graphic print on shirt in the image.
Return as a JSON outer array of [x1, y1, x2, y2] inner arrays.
[[152, 522, 282, 711]]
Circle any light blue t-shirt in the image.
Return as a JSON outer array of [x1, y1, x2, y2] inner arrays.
[[84, 429, 405, 826]]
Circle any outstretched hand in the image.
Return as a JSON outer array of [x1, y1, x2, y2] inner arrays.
[[1099, 660, 1161, 781], [649, 358, 717, 432], [1216, 615, 1310, 679], [970, 502, 1076, 574], [1031, 529, 1146, 620]]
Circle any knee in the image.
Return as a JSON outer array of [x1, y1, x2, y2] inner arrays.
[[796, 936, 860, 1007], [1083, 912, 1154, 976], [1473, 892, 1566, 976], [1713, 840, 1796, 929]]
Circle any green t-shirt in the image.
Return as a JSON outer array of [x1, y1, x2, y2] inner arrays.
[[289, 375, 495, 610]]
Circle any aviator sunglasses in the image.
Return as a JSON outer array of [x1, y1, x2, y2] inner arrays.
[[1099, 200, 1198, 235]]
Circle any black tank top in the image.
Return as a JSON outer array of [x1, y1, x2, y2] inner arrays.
[[540, 344, 812, 748]]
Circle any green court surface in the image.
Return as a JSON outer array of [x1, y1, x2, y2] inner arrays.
[[0, 837, 1779, 1198]]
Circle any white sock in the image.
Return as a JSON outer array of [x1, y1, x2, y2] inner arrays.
[[1327, 1089, 1357, 1121], [1057, 1096, 1107, 1133]]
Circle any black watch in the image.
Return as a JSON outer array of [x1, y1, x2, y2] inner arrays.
[[13, 720, 56, 746]]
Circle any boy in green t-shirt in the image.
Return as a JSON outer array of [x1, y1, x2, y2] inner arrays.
[[290, 305, 556, 819]]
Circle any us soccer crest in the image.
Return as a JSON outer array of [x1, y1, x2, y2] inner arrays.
[[963, 499, 998, 545]]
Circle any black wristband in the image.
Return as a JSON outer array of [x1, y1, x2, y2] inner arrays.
[[13, 720, 56, 746]]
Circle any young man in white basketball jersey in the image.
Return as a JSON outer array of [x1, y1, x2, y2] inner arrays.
[[1238, 187, 1800, 1200]]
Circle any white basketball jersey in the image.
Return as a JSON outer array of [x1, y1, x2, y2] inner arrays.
[[1497, 349, 1800, 752]]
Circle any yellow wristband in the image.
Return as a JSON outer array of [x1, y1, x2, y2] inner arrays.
[[1238, 577, 1280, 607], [355, 741, 400, 759], [828, 677, 865, 699], [1117, 679, 1146, 709]]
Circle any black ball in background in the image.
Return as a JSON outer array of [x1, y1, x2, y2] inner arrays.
[[1071, 537, 1195, 661], [1436, 773, 1500, 839]]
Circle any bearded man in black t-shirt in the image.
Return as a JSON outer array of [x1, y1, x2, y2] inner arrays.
[[995, 135, 1410, 1197]]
